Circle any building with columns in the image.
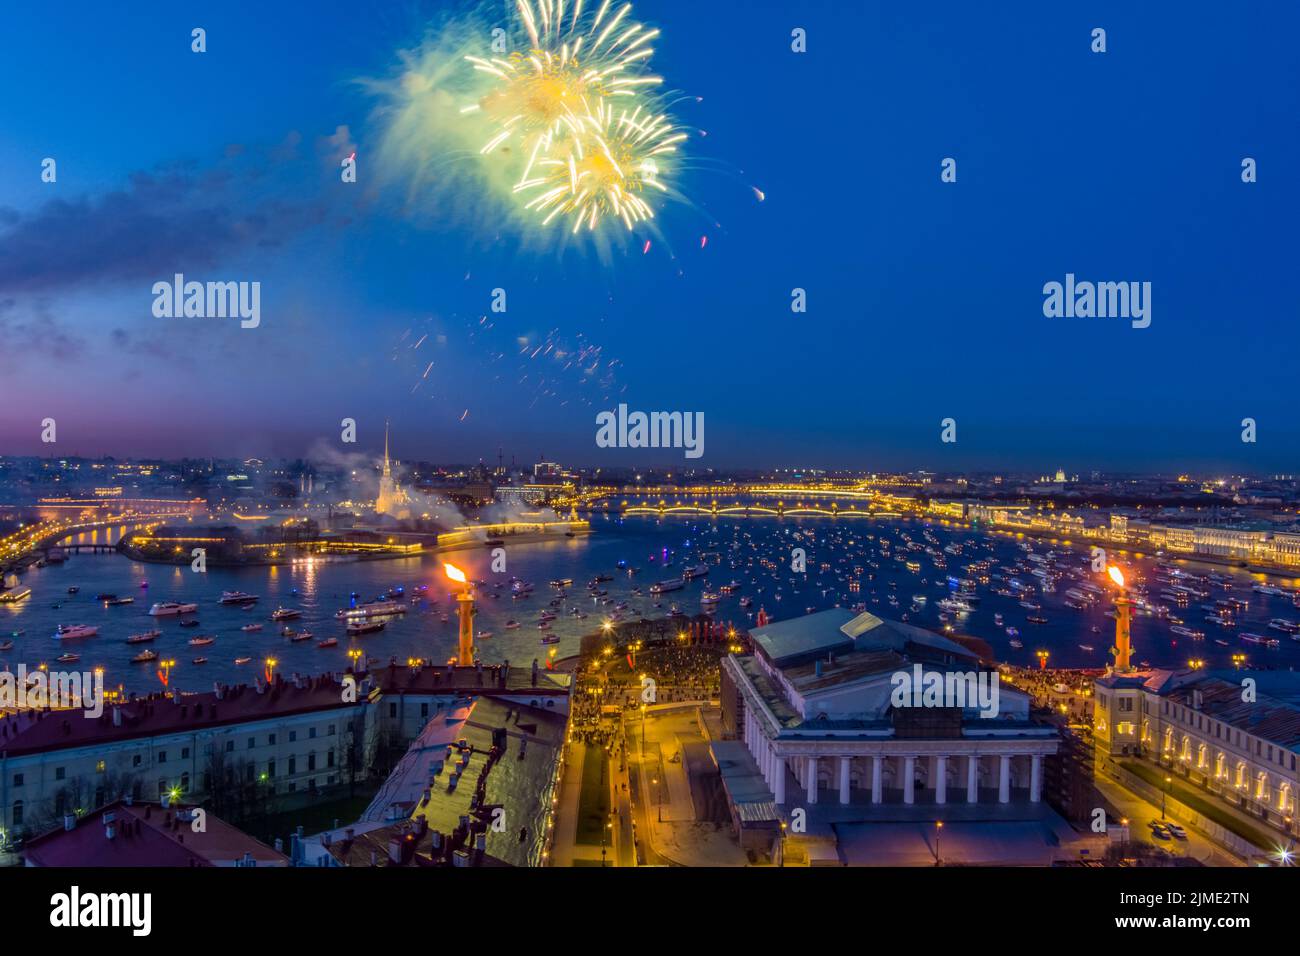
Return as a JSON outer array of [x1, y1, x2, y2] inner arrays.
[[717, 609, 1063, 863]]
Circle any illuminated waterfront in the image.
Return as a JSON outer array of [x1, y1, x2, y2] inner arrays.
[[5, 513, 1300, 695]]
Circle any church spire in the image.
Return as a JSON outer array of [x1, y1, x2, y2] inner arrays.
[[383, 420, 391, 478]]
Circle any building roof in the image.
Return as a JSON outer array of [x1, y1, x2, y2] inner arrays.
[[0, 673, 357, 758], [23, 799, 288, 867], [373, 661, 571, 697], [358, 696, 566, 866], [750, 609, 979, 670], [1166, 673, 1300, 753]]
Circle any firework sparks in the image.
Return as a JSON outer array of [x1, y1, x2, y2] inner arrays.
[[462, 0, 685, 236]]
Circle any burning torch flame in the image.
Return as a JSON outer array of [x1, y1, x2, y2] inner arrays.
[[1107, 566, 1125, 588], [444, 563, 467, 585]]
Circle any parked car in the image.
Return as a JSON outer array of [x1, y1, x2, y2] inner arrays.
[[1165, 823, 1188, 840], [1148, 821, 1172, 840]]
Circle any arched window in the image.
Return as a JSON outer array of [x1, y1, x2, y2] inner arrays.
[[1180, 735, 1191, 762], [1279, 782, 1292, 813], [1235, 761, 1247, 789], [1214, 752, 1226, 780], [1163, 728, 1174, 753], [1255, 772, 1269, 801], [1196, 744, 1208, 770]]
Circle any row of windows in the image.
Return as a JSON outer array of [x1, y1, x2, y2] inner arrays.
[[11, 724, 344, 786], [1160, 700, 1297, 771]]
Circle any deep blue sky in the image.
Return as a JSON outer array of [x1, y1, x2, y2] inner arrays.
[[1, 0, 1296, 472]]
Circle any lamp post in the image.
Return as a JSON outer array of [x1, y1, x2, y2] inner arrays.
[[934, 820, 944, 866], [1162, 775, 1172, 820]]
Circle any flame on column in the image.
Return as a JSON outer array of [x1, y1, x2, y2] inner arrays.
[[1107, 566, 1125, 588], [444, 563, 467, 585]]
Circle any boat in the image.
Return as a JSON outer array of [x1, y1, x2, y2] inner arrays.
[[192, 657, 208, 665], [289, 631, 314, 643], [1253, 585, 1285, 596], [125, 630, 161, 644], [346, 620, 386, 636], [66, 586, 80, 594], [219, 591, 259, 605], [56, 653, 80, 664], [103, 596, 135, 606], [1240, 633, 1281, 648], [148, 602, 198, 617], [505, 620, 520, 629], [94, 593, 117, 601], [1170, 626, 1204, 640], [334, 600, 406, 620], [240, 623, 263, 632], [549, 579, 574, 588], [0, 640, 13, 652], [540, 635, 560, 645], [701, 592, 722, 603], [477, 631, 493, 640], [271, 608, 302, 621], [1078, 644, 1095, 652], [650, 578, 685, 594], [188, 636, 215, 647], [1026, 615, 1049, 625], [234, 657, 252, 665], [1005, 627, 1020, 637], [1268, 618, 1300, 634], [739, 596, 752, 608], [683, 563, 710, 579], [0, 587, 32, 603], [317, 638, 338, 648], [1008, 639, 1023, 649], [131, 649, 158, 663], [179, 619, 200, 628], [54, 624, 99, 640]]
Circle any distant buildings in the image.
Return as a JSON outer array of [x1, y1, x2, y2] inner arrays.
[[374, 423, 413, 520]]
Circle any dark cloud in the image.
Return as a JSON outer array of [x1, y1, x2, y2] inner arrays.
[[0, 298, 86, 368], [0, 150, 331, 296]]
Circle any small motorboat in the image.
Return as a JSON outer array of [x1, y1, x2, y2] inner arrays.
[[477, 631, 493, 640], [67, 586, 80, 595], [234, 656, 252, 665], [505, 620, 520, 629], [131, 649, 158, 663], [289, 630, 314, 643], [0, 640, 13, 652], [192, 657, 208, 665], [126, 630, 161, 644], [241, 623, 263, 632], [188, 636, 215, 647], [541, 635, 560, 645], [56, 652, 80, 664], [316, 637, 338, 648], [179, 619, 200, 628]]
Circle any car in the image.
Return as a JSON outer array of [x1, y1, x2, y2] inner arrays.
[[1165, 823, 1188, 840], [1148, 822, 1172, 840]]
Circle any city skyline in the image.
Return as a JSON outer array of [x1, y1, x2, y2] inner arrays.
[[2, 0, 1298, 469]]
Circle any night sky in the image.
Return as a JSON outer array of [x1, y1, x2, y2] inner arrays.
[[1, 0, 1296, 471]]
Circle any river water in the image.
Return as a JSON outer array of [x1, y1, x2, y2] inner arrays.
[[5, 514, 1299, 695]]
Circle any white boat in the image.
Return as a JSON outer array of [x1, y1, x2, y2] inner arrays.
[[125, 630, 162, 644], [271, 608, 302, 621], [683, 563, 710, 579], [54, 624, 99, 640], [149, 602, 198, 617], [219, 591, 259, 605], [131, 649, 158, 663], [650, 578, 685, 594], [241, 623, 263, 632], [346, 619, 386, 636], [334, 600, 406, 620]]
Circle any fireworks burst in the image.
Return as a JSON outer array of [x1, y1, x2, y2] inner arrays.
[[460, 0, 684, 236]]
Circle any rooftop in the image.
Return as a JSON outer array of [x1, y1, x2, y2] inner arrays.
[[23, 799, 288, 867]]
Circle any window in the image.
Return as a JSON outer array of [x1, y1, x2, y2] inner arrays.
[[55, 767, 65, 781], [225, 740, 234, 753], [421, 703, 429, 718], [389, 703, 397, 718], [308, 753, 317, 772], [327, 750, 335, 768], [247, 737, 255, 750], [12, 773, 23, 787], [289, 731, 297, 743], [12, 801, 22, 826], [268, 760, 276, 778], [182, 747, 190, 759], [288, 757, 296, 775], [328, 724, 336, 736], [158, 751, 167, 764], [309, 727, 317, 740], [269, 733, 276, 745]]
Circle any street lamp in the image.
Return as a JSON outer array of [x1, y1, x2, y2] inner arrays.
[[1162, 775, 1172, 820], [934, 820, 944, 865]]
